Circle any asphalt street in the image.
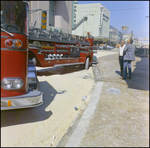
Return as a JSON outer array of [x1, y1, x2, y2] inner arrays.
[[1, 50, 149, 147], [57, 50, 149, 147], [1, 64, 94, 147]]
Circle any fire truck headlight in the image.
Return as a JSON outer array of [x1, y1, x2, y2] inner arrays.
[[5, 39, 23, 48], [1, 78, 24, 90], [13, 79, 24, 89], [15, 40, 23, 48], [1, 79, 12, 89], [5, 39, 14, 48]]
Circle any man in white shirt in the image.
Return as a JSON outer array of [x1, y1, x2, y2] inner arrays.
[[118, 40, 126, 76]]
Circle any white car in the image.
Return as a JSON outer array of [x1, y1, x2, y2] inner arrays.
[[98, 45, 114, 50], [107, 45, 114, 50]]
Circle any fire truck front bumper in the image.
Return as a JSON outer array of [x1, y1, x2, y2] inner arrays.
[[1, 91, 43, 110]]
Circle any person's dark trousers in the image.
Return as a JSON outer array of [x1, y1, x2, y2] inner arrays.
[[123, 60, 132, 78], [119, 56, 124, 75]]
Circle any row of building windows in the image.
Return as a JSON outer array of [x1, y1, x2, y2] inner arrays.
[[49, 1, 54, 26], [103, 14, 109, 20], [73, 4, 77, 24]]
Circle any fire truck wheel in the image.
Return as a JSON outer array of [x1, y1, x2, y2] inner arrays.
[[33, 41, 42, 53], [85, 57, 90, 69], [32, 57, 37, 66]]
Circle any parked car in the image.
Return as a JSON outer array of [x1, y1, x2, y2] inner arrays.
[[98, 45, 104, 50], [107, 45, 114, 50], [98, 45, 114, 50]]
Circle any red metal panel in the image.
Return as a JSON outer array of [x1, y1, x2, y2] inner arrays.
[[1, 32, 28, 97], [29, 48, 45, 67], [1, 32, 28, 49], [43, 58, 81, 67], [28, 45, 93, 67], [1, 50, 28, 97], [28, 38, 94, 68]]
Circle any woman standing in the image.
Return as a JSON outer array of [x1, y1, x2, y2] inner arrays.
[[122, 38, 136, 79]]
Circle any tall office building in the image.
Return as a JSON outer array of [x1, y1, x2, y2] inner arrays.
[[109, 25, 123, 45], [28, 1, 73, 34], [72, 3, 110, 41]]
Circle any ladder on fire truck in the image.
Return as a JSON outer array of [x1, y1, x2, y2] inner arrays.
[[28, 9, 92, 50], [28, 9, 94, 69]]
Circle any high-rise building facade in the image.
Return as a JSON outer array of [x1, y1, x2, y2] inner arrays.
[[72, 3, 110, 40], [72, 1, 78, 29], [28, 1, 73, 34], [109, 25, 123, 44]]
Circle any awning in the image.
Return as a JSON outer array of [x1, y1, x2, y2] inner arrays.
[[93, 36, 118, 43]]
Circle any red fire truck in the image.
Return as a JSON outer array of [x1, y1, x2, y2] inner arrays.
[[1, 1, 95, 110], [1, 1, 43, 110], [28, 9, 95, 69]]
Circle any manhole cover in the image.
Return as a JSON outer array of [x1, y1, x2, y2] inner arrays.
[[106, 87, 121, 94]]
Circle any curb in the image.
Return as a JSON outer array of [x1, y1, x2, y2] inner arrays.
[[56, 63, 102, 147], [92, 64, 103, 81]]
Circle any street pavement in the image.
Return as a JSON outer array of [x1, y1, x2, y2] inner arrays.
[[1, 50, 149, 147], [57, 50, 149, 147], [1, 65, 94, 147]]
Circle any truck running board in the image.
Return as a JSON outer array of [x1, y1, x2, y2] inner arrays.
[[54, 62, 85, 67]]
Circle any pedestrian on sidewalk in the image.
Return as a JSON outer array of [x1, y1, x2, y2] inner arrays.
[[122, 38, 136, 79], [118, 40, 126, 76]]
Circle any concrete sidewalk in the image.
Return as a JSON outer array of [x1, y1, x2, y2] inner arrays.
[[58, 51, 149, 147]]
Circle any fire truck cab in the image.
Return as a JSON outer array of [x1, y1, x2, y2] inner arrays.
[[1, 1, 43, 110]]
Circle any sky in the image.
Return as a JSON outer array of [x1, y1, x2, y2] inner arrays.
[[77, 1, 149, 38]]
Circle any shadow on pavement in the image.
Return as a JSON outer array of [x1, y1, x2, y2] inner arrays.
[[1, 81, 66, 127], [124, 57, 149, 91], [115, 70, 122, 76], [37, 65, 86, 76], [97, 53, 149, 91]]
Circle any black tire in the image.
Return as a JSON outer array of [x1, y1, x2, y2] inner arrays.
[[93, 55, 97, 63], [85, 57, 90, 69]]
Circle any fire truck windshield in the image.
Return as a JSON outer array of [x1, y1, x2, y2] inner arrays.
[[1, 1, 28, 35]]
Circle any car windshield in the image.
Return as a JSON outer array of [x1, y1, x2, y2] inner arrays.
[[1, 1, 28, 35]]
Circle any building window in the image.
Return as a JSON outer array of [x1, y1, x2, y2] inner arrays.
[[49, 1, 54, 26]]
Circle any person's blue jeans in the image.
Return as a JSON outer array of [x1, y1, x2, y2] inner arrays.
[[123, 60, 132, 78], [119, 56, 124, 71]]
